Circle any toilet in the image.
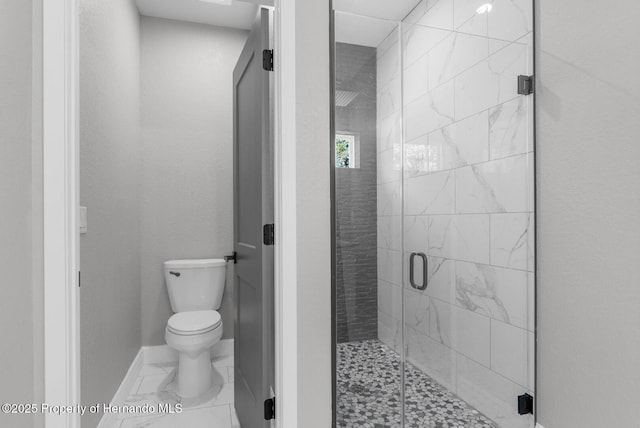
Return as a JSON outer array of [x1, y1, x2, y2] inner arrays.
[[164, 258, 227, 399]]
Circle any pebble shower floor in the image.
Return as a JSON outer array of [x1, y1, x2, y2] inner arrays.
[[336, 340, 498, 428]]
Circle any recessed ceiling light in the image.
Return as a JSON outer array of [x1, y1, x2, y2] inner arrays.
[[476, 3, 493, 14], [200, 0, 233, 5]]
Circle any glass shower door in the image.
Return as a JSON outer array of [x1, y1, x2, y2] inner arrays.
[[401, 1, 535, 427], [333, 11, 406, 426]]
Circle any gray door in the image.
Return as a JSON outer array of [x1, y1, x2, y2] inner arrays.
[[232, 8, 274, 428]]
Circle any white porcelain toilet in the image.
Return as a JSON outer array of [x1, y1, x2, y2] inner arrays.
[[164, 258, 226, 399]]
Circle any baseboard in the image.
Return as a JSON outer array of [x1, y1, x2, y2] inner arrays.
[[96, 348, 144, 428], [535, 423, 545, 428]]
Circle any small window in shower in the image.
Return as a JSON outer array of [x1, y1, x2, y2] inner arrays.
[[335, 133, 359, 168]]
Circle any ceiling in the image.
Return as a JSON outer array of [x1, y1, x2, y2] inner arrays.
[[135, 0, 273, 30], [334, 12, 399, 48], [333, 0, 420, 22], [135, 0, 420, 46]]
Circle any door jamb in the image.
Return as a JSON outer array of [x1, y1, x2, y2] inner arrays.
[[273, 1, 298, 426], [42, 1, 297, 427], [43, 0, 80, 427]]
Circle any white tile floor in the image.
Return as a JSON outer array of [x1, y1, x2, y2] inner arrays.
[[110, 351, 239, 428]]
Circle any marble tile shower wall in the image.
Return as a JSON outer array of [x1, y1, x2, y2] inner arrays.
[[376, 1, 534, 427]]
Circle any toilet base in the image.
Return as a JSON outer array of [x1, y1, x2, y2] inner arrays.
[[165, 323, 223, 400], [177, 350, 212, 398]]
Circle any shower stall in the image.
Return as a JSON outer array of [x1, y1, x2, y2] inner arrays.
[[331, 0, 535, 427]]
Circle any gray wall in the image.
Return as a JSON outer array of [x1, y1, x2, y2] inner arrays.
[[335, 43, 378, 343], [536, 1, 640, 427], [140, 17, 248, 345], [79, 0, 142, 426], [296, 0, 332, 425], [0, 1, 36, 427]]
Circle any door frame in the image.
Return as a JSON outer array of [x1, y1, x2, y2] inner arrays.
[[42, 0, 298, 427]]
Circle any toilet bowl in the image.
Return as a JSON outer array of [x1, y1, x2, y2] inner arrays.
[[165, 310, 223, 398], [163, 258, 227, 399]]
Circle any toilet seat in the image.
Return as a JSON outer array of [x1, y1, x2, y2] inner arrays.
[[167, 310, 221, 336]]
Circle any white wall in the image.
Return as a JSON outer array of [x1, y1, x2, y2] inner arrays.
[[79, 1, 142, 426], [295, 0, 332, 425], [0, 1, 35, 427], [140, 16, 248, 345], [536, 1, 640, 427]]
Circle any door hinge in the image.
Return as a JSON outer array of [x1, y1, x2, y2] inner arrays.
[[263, 224, 275, 246], [78, 271, 81, 288], [517, 75, 534, 95], [262, 49, 274, 71], [518, 393, 534, 415], [264, 397, 275, 420]]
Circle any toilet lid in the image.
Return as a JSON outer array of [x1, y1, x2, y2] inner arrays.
[[167, 310, 222, 335]]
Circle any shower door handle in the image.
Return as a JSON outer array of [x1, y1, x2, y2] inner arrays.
[[409, 252, 428, 290]]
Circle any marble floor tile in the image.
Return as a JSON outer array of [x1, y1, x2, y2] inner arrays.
[[117, 405, 231, 428], [110, 351, 236, 428]]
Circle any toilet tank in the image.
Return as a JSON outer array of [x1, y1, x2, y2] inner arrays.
[[164, 259, 227, 312]]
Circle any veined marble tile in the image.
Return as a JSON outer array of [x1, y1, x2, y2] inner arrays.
[[139, 362, 175, 378], [490, 212, 531, 270], [378, 311, 402, 353], [137, 373, 173, 395], [376, 25, 399, 59], [377, 76, 402, 121], [427, 31, 488, 90], [429, 299, 491, 367], [490, 319, 532, 389], [455, 153, 532, 214], [455, 261, 529, 329], [403, 53, 429, 105], [416, 0, 454, 31], [377, 248, 403, 285], [451, 214, 490, 264], [456, 353, 534, 428], [453, 0, 490, 31], [426, 256, 456, 304], [489, 38, 511, 55], [376, 111, 401, 153], [377, 40, 400, 90], [404, 134, 430, 177], [403, 24, 451, 69], [378, 279, 402, 320], [404, 288, 430, 335], [377, 147, 402, 184], [404, 215, 429, 254], [426, 110, 489, 172], [378, 215, 402, 251], [427, 215, 454, 258], [405, 325, 457, 392], [118, 404, 232, 428], [428, 214, 490, 264], [527, 272, 535, 332], [489, 96, 529, 159], [488, 0, 532, 43], [449, 109, 490, 165], [377, 179, 402, 216], [405, 170, 455, 215], [428, 297, 451, 344], [454, 42, 528, 120], [405, 79, 454, 141], [403, 0, 428, 27]]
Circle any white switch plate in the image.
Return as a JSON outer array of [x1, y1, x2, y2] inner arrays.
[[80, 206, 87, 234]]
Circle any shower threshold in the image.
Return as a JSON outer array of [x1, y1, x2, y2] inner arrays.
[[336, 340, 498, 428]]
